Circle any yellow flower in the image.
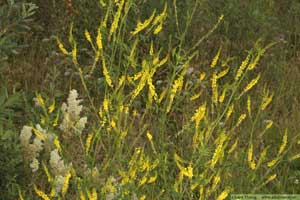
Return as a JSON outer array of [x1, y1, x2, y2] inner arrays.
[[36, 93, 45, 106], [248, 143, 256, 170], [62, 171, 72, 197], [131, 10, 156, 35], [148, 174, 157, 183], [211, 47, 221, 68], [56, 38, 69, 55], [267, 158, 279, 168], [235, 54, 251, 81], [225, 104, 234, 121], [140, 195, 146, 200], [243, 73, 261, 94], [102, 58, 113, 88], [289, 153, 300, 162], [34, 185, 50, 200], [217, 67, 230, 79], [260, 88, 274, 111], [96, 28, 103, 50], [228, 139, 238, 154], [199, 72, 206, 81], [84, 30, 92, 44], [109, 0, 125, 37], [191, 103, 206, 128], [247, 96, 251, 116], [219, 86, 227, 103], [72, 44, 78, 64], [210, 132, 226, 168], [265, 174, 277, 185], [278, 129, 288, 155], [235, 113, 246, 127], [138, 176, 148, 187], [85, 132, 93, 154], [53, 136, 62, 153], [154, 22, 163, 34], [217, 188, 230, 200], [48, 100, 55, 113], [211, 71, 218, 103]]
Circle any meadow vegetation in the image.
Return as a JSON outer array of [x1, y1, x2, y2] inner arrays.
[[1, 0, 300, 199]]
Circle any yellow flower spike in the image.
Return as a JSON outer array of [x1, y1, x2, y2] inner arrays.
[[228, 139, 238, 154], [260, 88, 274, 111], [248, 143, 256, 170], [219, 87, 227, 103], [131, 10, 156, 35], [217, 187, 231, 200], [158, 88, 167, 104], [138, 176, 148, 187], [96, 28, 103, 50], [36, 93, 45, 107], [85, 133, 93, 154], [267, 158, 279, 168], [256, 146, 269, 169], [79, 189, 86, 200], [49, 186, 56, 197], [147, 77, 158, 101], [278, 129, 288, 156], [210, 132, 226, 168], [243, 73, 261, 94], [264, 174, 277, 185], [102, 57, 113, 88], [109, 0, 125, 38], [32, 127, 46, 141], [265, 120, 273, 130], [154, 22, 163, 34], [42, 162, 52, 183], [48, 100, 55, 114], [62, 171, 72, 197], [225, 104, 234, 121], [33, 184, 50, 200], [217, 67, 230, 79], [157, 54, 169, 67], [211, 46, 221, 68], [211, 71, 218, 103], [199, 185, 204, 200], [56, 38, 69, 55], [102, 97, 109, 113], [18, 187, 24, 200], [54, 136, 62, 153], [52, 112, 60, 127], [211, 171, 221, 191], [190, 92, 202, 101], [191, 103, 206, 128], [91, 188, 97, 200], [199, 72, 206, 81], [140, 195, 146, 200], [84, 29, 95, 50], [111, 120, 116, 130], [150, 41, 154, 55], [146, 131, 153, 141], [152, 3, 167, 26], [235, 113, 247, 128], [72, 44, 78, 65], [289, 153, 300, 162], [148, 173, 157, 183], [235, 54, 251, 81], [247, 96, 251, 116]]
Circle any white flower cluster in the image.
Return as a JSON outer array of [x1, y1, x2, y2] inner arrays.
[[60, 89, 87, 137], [20, 124, 51, 172], [49, 149, 70, 195]]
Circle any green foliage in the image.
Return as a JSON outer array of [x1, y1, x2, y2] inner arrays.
[[0, 0, 38, 63]]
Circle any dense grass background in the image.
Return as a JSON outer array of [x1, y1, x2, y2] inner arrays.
[[1, 0, 300, 199]]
